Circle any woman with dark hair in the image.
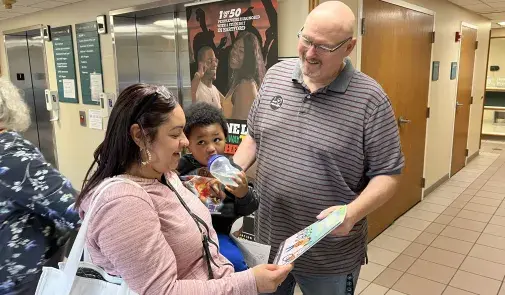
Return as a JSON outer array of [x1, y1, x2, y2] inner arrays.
[[76, 83, 291, 295], [222, 31, 266, 120]]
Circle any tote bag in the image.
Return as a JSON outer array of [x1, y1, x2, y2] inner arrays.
[[35, 177, 140, 295]]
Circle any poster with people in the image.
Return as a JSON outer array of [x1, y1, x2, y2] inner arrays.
[[186, 0, 278, 155]]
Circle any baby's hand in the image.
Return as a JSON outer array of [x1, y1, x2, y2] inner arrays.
[[225, 171, 248, 198]]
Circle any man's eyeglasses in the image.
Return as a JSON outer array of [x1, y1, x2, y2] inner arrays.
[[297, 28, 352, 54]]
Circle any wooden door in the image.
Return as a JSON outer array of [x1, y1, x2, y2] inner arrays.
[[361, 0, 434, 240], [451, 26, 477, 176]]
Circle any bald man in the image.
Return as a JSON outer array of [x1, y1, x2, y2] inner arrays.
[[234, 1, 404, 294]]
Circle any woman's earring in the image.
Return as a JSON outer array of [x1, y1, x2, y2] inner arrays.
[[141, 149, 152, 165]]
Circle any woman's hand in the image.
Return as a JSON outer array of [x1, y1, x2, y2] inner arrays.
[[252, 264, 294, 293]]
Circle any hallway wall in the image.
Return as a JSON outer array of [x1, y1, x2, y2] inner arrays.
[[0, 0, 310, 188], [323, 0, 491, 190], [0, 0, 491, 190]]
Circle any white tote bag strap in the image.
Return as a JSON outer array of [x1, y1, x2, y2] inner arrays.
[[61, 177, 142, 295]]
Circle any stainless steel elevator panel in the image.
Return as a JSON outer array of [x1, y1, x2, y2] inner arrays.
[[5, 30, 57, 167], [136, 13, 178, 98], [112, 4, 191, 105], [113, 16, 140, 93], [176, 12, 191, 108]]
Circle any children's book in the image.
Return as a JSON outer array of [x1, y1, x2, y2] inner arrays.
[[273, 206, 347, 265]]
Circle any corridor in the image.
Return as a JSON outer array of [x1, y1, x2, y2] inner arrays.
[[355, 140, 505, 295]]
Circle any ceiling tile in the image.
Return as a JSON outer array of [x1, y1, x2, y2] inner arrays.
[[487, 2, 505, 9], [0, 5, 42, 14], [56, 0, 84, 3], [462, 3, 495, 13], [482, 11, 505, 19], [449, 0, 485, 5], [15, 0, 44, 5], [29, 1, 67, 9]]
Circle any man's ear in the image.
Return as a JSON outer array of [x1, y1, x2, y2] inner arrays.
[[130, 123, 145, 150], [346, 38, 357, 55]]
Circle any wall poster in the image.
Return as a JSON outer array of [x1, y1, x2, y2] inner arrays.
[[186, 0, 278, 155]]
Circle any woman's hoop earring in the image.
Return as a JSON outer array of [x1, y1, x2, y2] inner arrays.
[[141, 149, 152, 166]]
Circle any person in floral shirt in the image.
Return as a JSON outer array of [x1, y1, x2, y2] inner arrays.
[[0, 78, 80, 294]]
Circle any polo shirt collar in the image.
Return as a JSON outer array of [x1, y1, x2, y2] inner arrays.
[[292, 57, 355, 93]]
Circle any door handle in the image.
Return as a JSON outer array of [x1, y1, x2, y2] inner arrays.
[[456, 101, 464, 107], [398, 116, 411, 125]]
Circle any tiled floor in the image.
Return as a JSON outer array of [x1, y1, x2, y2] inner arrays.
[[357, 139, 505, 295], [294, 140, 505, 295]]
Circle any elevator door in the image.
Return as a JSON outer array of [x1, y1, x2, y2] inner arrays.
[[5, 29, 57, 167], [113, 8, 191, 107]]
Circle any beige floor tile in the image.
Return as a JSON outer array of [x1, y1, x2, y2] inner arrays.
[[449, 217, 487, 232], [373, 268, 403, 288], [463, 203, 497, 215], [483, 223, 505, 238], [440, 226, 481, 243], [402, 242, 427, 258], [454, 194, 474, 203], [459, 256, 505, 281], [468, 244, 505, 265], [499, 283, 505, 295], [370, 234, 412, 253], [470, 196, 502, 207], [479, 185, 505, 194], [451, 200, 469, 209], [484, 181, 505, 188], [385, 290, 407, 295], [443, 207, 462, 217], [383, 225, 422, 242], [456, 210, 493, 223], [446, 180, 472, 187], [449, 270, 501, 295], [490, 215, 505, 226], [436, 185, 466, 194], [431, 235, 474, 255], [476, 233, 505, 250], [414, 202, 448, 214], [434, 214, 455, 225], [392, 273, 445, 295], [407, 258, 457, 284], [388, 255, 416, 272], [356, 279, 371, 295], [463, 188, 479, 196], [360, 262, 387, 281], [368, 245, 401, 267], [393, 216, 431, 231], [404, 209, 439, 222], [495, 207, 505, 217], [443, 286, 477, 295], [414, 232, 438, 245], [476, 190, 505, 200], [361, 283, 389, 295], [425, 223, 447, 235], [425, 196, 456, 206], [420, 247, 466, 268]]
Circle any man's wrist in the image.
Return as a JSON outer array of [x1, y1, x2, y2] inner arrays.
[[346, 202, 361, 225]]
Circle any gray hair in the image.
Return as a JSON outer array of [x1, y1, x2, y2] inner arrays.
[[0, 78, 31, 132]]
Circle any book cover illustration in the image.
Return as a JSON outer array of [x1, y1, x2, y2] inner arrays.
[[181, 175, 224, 214], [273, 206, 347, 265]]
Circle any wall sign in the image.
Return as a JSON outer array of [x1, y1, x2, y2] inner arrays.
[[52, 25, 79, 103], [450, 62, 458, 80], [432, 61, 440, 81], [76, 21, 103, 105]]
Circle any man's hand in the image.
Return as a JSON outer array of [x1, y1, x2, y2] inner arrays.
[[196, 61, 207, 79], [317, 205, 356, 237]]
